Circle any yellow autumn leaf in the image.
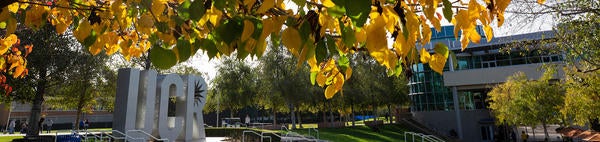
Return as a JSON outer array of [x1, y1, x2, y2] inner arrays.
[[74, 20, 92, 42], [244, 38, 257, 52], [13, 65, 25, 78], [324, 85, 336, 99], [281, 27, 302, 56], [321, 0, 335, 7], [316, 73, 327, 87], [257, 0, 275, 13], [429, 54, 447, 74], [0, 8, 10, 21], [420, 16, 432, 45], [420, 47, 431, 64], [151, 0, 167, 15], [345, 66, 352, 80], [365, 16, 387, 53], [261, 18, 274, 38], [355, 28, 366, 43], [25, 5, 49, 29], [241, 20, 255, 42], [244, 0, 256, 10], [7, 3, 19, 13], [483, 25, 493, 42], [333, 72, 344, 91]]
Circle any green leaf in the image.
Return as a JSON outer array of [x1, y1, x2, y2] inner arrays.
[[156, 22, 169, 33], [214, 0, 226, 10], [299, 20, 312, 41], [450, 50, 458, 70], [434, 43, 449, 58], [176, 38, 192, 62], [342, 25, 356, 46], [83, 30, 97, 48], [292, 0, 306, 7], [250, 18, 264, 39], [442, 0, 453, 23], [326, 35, 337, 55], [190, 0, 206, 21], [310, 71, 318, 85], [0, 22, 6, 29], [316, 40, 328, 62], [198, 38, 218, 59], [338, 54, 350, 69], [178, 0, 192, 19], [217, 18, 243, 44], [345, 0, 371, 27], [150, 46, 178, 69], [393, 59, 403, 77], [327, 5, 346, 18]]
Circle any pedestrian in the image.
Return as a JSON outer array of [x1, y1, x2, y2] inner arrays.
[[20, 122, 28, 134], [8, 120, 15, 134], [245, 115, 251, 127], [84, 119, 89, 130], [46, 120, 53, 133], [79, 120, 84, 131], [38, 117, 45, 134], [521, 131, 529, 142]]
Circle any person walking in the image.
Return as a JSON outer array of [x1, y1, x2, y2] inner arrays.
[[38, 118, 45, 134], [46, 120, 53, 133], [521, 131, 529, 142], [8, 120, 15, 134]]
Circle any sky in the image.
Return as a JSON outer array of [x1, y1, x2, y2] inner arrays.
[[183, 1, 556, 86]]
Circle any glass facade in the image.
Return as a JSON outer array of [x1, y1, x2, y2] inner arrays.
[[409, 26, 564, 112], [409, 63, 454, 111], [456, 51, 564, 70]]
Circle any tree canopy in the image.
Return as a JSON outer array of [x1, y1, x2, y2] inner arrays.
[[0, 0, 540, 98]]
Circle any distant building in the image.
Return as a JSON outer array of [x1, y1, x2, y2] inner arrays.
[[408, 26, 563, 142], [0, 102, 112, 131]]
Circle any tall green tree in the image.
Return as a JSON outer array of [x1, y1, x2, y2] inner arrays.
[[510, 0, 600, 130], [211, 57, 257, 118], [10, 24, 81, 136], [44, 51, 113, 130], [488, 69, 565, 140]]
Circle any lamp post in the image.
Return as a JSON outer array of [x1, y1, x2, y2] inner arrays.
[[216, 90, 220, 127]]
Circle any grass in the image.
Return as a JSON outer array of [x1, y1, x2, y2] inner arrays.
[[293, 124, 411, 142], [0, 136, 23, 142]]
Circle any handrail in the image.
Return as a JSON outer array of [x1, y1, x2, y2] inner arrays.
[[110, 130, 139, 141], [308, 128, 319, 139], [127, 130, 170, 142], [242, 130, 272, 142], [281, 125, 289, 132], [404, 131, 445, 142]]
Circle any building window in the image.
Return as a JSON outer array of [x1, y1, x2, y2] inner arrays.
[[481, 125, 494, 141]]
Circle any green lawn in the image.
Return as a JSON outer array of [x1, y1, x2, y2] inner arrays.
[[0, 136, 23, 142], [294, 124, 411, 142]]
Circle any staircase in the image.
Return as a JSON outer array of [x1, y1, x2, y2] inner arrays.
[[396, 112, 459, 142]]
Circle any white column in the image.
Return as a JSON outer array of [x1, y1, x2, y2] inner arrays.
[[448, 54, 463, 139]]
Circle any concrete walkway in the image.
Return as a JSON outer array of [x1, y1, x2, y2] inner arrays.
[[517, 125, 564, 142], [1, 132, 227, 142]]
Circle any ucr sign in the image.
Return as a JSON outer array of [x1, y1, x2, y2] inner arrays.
[[113, 68, 207, 141]]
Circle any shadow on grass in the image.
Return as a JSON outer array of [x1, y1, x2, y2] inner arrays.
[[295, 124, 411, 142]]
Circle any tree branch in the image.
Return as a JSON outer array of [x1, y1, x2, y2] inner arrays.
[[16, 0, 98, 11]]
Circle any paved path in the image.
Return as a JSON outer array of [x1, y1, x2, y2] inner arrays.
[[1, 133, 227, 142], [517, 125, 564, 142]]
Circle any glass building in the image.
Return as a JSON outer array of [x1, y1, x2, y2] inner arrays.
[[408, 26, 563, 142]]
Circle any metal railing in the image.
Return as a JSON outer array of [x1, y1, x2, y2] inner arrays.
[[98, 130, 141, 142], [242, 130, 272, 142], [404, 131, 445, 142], [308, 128, 319, 140], [126, 130, 169, 142]]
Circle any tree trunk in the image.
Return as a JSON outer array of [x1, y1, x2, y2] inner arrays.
[[385, 104, 393, 124], [75, 80, 89, 131], [542, 121, 549, 142], [351, 99, 355, 126], [290, 103, 296, 129], [532, 126, 536, 141], [272, 109, 277, 125], [322, 111, 326, 124], [27, 72, 47, 137], [297, 111, 303, 129]]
